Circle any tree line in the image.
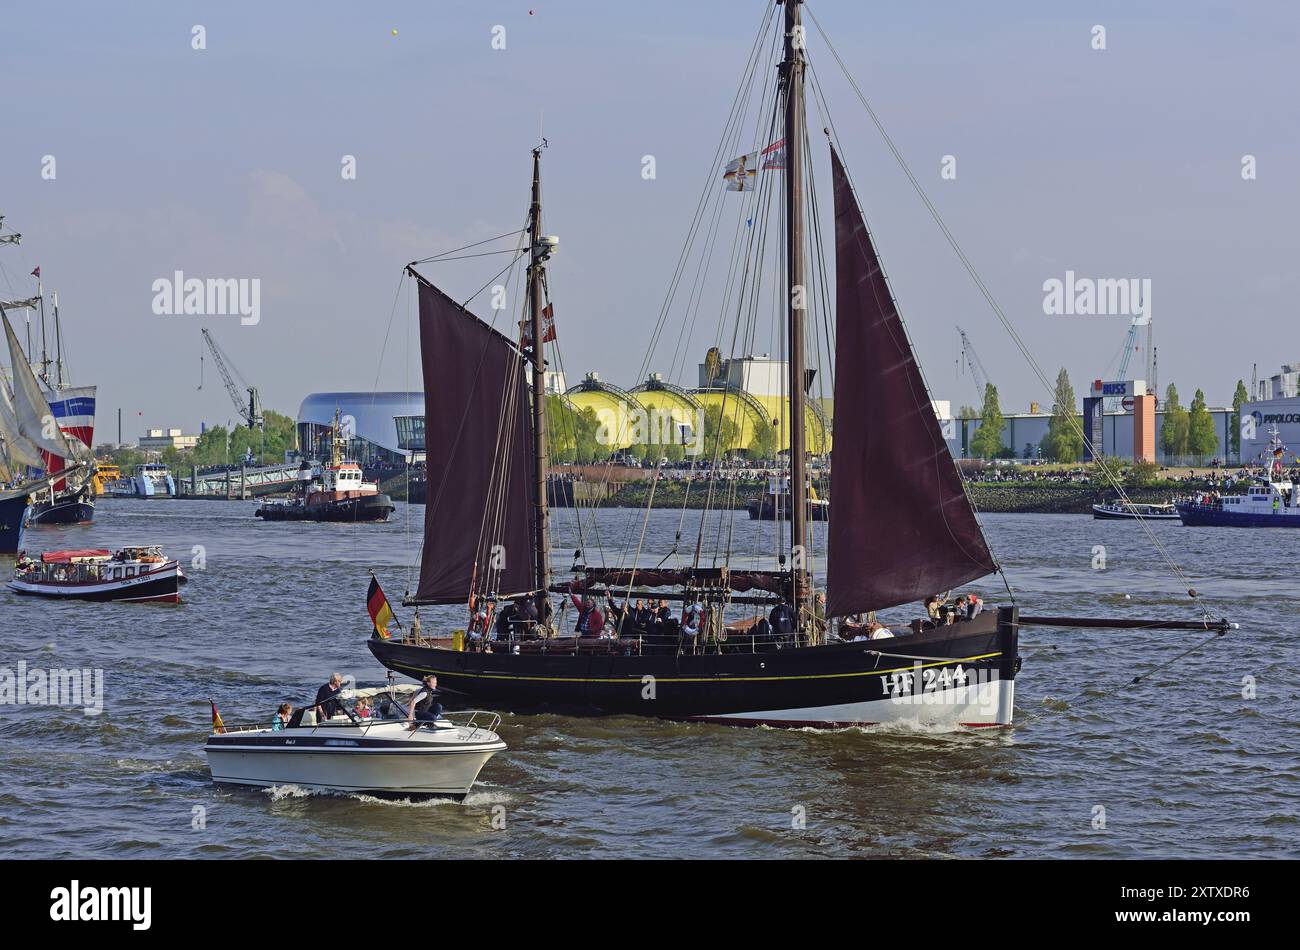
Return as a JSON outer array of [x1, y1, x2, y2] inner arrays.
[[962, 372, 1246, 463]]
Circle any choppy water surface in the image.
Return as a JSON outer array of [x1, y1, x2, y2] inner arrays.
[[1, 499, 1295, 858]]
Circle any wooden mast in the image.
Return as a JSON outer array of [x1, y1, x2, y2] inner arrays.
[[527, 147, 553, 594], [781, 0, 809, 627]]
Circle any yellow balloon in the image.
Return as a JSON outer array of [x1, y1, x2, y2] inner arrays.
[[391, 28, 398, 36]]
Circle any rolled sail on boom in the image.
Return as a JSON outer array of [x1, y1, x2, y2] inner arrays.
[[411, 272, 538, 604], [825, 147, 996, 618]]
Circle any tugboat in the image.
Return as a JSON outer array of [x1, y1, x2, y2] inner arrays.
[[1176, 429, 1300, 527], [256, 411, 394, 523], [9, 545, 187, 603], [747, 475, 830, 521]]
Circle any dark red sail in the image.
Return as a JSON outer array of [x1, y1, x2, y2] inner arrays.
[[825, 148, 996, 618], [414, 273, 537, 603]]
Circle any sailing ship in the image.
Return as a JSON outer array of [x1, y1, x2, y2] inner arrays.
[[0, 237, 97, 525], [366, 0, 1231, 730], [0, 302, 88, 553]]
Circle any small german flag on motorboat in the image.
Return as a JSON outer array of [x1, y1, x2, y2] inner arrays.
[[367, 574, 397, 640], [210, 699, 226, 735]]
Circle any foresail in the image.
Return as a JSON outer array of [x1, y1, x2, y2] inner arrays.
[[1, 307, 70, 462], [413, 274, 537, 603], [825, 147, 997, 617], [0, 378, 48, 470]]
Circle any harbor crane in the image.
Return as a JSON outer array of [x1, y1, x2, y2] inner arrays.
[[957, 326, 993, 404], [200, 328, 263, 430]]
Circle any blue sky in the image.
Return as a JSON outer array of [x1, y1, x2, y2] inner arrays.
[[2, 0, 1296, 438]]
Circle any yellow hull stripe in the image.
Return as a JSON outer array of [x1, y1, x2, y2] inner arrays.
[[385, 651, 1004, 685]]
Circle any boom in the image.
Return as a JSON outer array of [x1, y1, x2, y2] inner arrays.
[[200, 328, 263, 429]]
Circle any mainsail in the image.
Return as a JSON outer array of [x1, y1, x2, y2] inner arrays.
[[1, 306, 71, 463], [825, 147, 997, 617], [412, 273, 537, 604]]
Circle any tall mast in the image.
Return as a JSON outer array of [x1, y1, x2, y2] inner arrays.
[[53, 292, 64, 389], [527, 147, 552, 594], [36, 276, 50, 385], [781, 0, 809, 624]]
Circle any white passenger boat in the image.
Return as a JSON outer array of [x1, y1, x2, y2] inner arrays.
[[8, 545, 186, 603], [205, 685, 506, 799], [1091, 500, 1180, 521]]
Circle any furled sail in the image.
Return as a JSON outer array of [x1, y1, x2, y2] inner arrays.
[[825, 147, 997, 617], [413, 273, 537, 604], [1, 306, 70, 463]]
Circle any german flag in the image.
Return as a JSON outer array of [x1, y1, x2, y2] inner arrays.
[[367, 575, 396, 640], [210, 699, 226, 735]]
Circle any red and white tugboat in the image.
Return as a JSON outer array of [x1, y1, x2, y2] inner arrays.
[[9, 546, 187, 603], [256, 410, 394, 523]]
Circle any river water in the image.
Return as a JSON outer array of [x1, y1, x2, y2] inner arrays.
[[1, 499, 1295, 859]]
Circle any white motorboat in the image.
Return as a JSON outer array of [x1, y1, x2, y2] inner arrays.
[[205, 685, 506, 799]]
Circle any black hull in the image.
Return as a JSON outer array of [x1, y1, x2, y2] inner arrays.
[[256, 494, 395, 523], [747, 497, 830, 521], [368, 607, 1019, 727], [0, 495, 29, 554], [9, 573, 183, 603], [28, 487, 95, 525]]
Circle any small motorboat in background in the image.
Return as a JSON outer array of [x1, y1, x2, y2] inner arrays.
[[8, 545, 187, 603], [205, 684, 506, 799], [1092, 500, 1180, 521]]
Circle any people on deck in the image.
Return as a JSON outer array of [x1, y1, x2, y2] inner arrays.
[[769, 597, 796, 637], [569, 581, 606, 637], [272, 703, 293, 731], [314, 673, 346, 721], [655, 599, 672, 625], [407, 675, 443, 727], [355, 697, 373, 719], [867, 620, 895, 640]]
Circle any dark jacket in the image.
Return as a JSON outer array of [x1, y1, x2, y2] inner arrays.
[[314, 683, 344, 720]]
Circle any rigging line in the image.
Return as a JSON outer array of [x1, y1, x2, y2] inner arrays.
[[805, 7, 1209, 616], [637, 0, 780, 385], [459, 248, 530, 312], [371, 270, 411, 397], [806, 9, 1211, 616], [408, 229, 528, 265], [409, 249, 525, 263], [1047, 628, 1228, 711]]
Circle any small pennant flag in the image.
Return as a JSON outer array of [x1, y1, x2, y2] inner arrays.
[[367, 575, 396, 640], [210, 699, 226, 735], [760, 138, 786, 170], [30, 266, 40, 279]]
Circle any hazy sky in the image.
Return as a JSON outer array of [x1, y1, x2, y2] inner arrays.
[[2, 0, 1296, 440]]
